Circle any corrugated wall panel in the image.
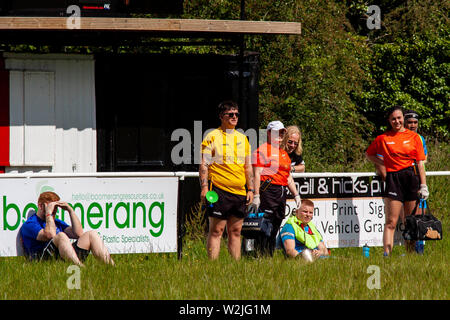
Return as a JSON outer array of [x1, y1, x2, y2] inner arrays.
[[4, 53, 96, 173]]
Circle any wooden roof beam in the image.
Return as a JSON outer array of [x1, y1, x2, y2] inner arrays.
[[0, 17, 301, 35]]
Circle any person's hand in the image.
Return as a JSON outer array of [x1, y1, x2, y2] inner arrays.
[[252, 194, 260, 208], [200, 186, 208, 204], [246, 190, 254, 205], [418, 184, 429, 200], [294, 195, 301, 209], [312, 249, 321, 259], [44, 202, 58, 217], [247, 194, 260, 213], [55, 201, 71, 211]]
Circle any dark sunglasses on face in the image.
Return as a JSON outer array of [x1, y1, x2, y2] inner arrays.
[[224, 112, 240, 118], [288, 140, 299, 146]]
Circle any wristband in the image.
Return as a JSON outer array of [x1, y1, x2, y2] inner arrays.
[[248, 189, 255, 193]]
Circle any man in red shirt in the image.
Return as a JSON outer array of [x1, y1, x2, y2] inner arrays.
[[251, 121, 300, 256]]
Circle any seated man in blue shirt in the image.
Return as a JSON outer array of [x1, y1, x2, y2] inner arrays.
[[21, 191, 114, 266], [277, 199, 328, 262]]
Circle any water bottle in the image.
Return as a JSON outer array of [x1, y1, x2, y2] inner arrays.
[[415, 200, 426, 254], [415, 240, 424, 254], [363, 243, 370, 258], [244, 238, 255, 252]]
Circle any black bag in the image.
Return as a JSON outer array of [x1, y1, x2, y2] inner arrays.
[[403, 199, 443, 241], [241, 212, 273, 238]]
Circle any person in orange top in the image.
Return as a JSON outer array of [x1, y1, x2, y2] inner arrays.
[[250, 120, 301, 256], [366, 106, 428, 256]]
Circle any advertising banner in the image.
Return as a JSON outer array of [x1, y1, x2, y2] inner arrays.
[[0, 176, 179, 256], [283, 176, 404, 248]]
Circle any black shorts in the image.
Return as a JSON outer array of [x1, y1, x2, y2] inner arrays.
[[255, 183, 288, 256], [385, 166, 420, 202], [259, 184, 288, 221], [28, 239, 90, 262], [206, 184, 247, 220]]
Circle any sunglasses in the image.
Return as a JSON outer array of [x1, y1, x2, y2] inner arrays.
[[224, 112, 240, 118], [287, 140, 299, 146]]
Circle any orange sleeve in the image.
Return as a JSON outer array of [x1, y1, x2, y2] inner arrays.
[[366, 136, 381, 156]]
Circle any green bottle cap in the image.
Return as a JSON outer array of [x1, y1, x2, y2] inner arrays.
[[205, 190, 219, 203]]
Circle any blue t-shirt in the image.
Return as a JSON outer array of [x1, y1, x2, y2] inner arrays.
[[276, 223, 322, 253], [420, 135, 428, 156], [20, 213, 69, 256]]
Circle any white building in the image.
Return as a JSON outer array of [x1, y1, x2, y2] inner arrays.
[[1, 53, 96, 173]]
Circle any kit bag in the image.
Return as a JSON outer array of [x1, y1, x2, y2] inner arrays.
[[403, 199, 443, 241], [241, 212, 272, 238]]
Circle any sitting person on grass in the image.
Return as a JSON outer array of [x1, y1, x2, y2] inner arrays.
[[20, 191, 114, 266], [277, 199, 328, 262]]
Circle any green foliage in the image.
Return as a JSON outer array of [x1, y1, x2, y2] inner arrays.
[[352, 0, 450, 139], [185, 202, 208, 241], [2, 0, 448, 164], [184, 0, 449, 162], [242, 1, 375, 168]]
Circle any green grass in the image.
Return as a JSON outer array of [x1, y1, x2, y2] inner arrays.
[[1, 234, 448, 300]]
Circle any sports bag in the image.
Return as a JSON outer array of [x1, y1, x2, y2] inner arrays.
[[241, 212, 273, 238], [403, 199, 443, 241]]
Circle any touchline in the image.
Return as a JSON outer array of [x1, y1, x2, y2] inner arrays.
[[1, 196, 165, 237]]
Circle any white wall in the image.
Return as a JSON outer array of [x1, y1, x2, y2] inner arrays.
[[4, 53, 96, 173]]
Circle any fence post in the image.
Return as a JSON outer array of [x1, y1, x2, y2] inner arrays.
[[177, 176, 185, 260]]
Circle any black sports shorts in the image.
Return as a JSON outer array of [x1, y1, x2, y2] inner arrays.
[[28, 239, 90, 262], [259, 184, 288, 221], [206, 184, 247, 220], [258, 184, 288, 256], [385, 166, 420, 202]]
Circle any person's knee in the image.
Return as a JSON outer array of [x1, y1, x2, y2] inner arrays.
[[209, 226, 224, 238], [53, 232, 70, 245], [85, 230, 98, 239], [384, 221, 397, 230], [227, 226, 242, 240]]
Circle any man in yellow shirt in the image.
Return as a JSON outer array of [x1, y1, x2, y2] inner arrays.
[[199, 100, 254, 260]]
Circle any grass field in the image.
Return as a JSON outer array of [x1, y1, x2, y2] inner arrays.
[[1, 143, 449, 301], [0, 236, 448, 300]]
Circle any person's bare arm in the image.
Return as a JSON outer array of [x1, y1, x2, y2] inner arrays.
[[253, 166, 262, 196], [244, 155, 254, 205], [60, 201, 84, 239], [36, 202, 57, 241], [366, 153, 387, 180], [199, 157, 210, 204], [287, 174, 298, 197], [283, 239, 299, 258], [417, 160, 427, 186], [293, 163, 305, 173]]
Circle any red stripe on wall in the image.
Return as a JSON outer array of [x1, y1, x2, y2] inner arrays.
[[0, 57, 10, 168]]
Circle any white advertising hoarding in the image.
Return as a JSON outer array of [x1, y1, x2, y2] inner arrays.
[[284, 176, 404, 248], [0, 176, 179, 256]]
